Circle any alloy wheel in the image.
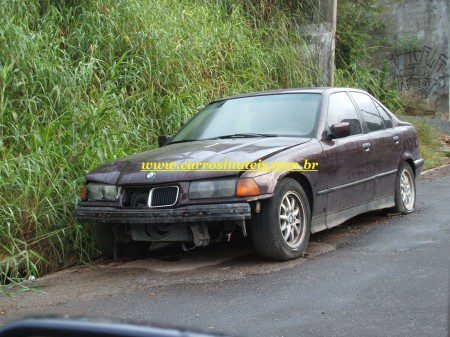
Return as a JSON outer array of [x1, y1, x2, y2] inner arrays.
[[400, 169, 415, 211], [279, 191, 307, 248]]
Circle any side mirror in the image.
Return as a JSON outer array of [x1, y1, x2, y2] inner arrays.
[[158, 135, 171, 147], [328, 122, 350, 140]]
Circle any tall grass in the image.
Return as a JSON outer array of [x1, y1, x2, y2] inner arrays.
[[0, 0, 318, 284]]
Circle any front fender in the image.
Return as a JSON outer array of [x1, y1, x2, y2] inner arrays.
[[241, 139, 326, 216]]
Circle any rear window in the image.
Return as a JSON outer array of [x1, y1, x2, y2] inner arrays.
[[374, 101, 393, 128], [350, 92, 384, 132]]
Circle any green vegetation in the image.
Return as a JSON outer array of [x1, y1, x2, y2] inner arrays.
[[0, 0, 444, 287], [402, 118, 446, 170]]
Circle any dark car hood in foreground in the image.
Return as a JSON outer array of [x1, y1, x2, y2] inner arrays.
[[87, 137, 311, 185]]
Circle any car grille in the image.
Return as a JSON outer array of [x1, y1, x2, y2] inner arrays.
[[149, 186, 179, 207]]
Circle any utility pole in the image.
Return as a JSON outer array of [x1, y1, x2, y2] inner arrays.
[[330, 0, 338, 86], [317, 0, 338, 86], [299, 0, 338, 87]]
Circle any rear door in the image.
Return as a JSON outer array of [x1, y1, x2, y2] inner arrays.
[[349, 92, 402, 200], [319, 92, 374, 222]]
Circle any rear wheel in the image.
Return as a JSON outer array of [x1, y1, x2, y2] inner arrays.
[[250, 178, 311, 260], [394, 163, 416, 214]]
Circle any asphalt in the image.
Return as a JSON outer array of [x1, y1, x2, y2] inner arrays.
[[1, 166, 449, 337]]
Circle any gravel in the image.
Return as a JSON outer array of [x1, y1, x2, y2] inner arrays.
[[406, 116, 450, 135]]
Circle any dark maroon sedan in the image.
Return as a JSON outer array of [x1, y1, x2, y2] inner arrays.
[[76, 88, 423, 260]]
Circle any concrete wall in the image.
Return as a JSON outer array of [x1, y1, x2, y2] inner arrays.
[[380, 0, 449, 119]]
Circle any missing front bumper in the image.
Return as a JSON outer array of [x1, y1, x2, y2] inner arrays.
[[75, 203, 251, 224]]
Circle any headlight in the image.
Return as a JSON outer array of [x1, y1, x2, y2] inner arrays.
[[86, 183, 119, 201], [189, 178, 237, 199]]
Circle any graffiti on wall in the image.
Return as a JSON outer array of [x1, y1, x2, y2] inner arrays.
[[389, 45, 448, 99]]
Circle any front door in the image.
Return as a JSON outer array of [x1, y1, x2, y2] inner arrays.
[[319, 92, 374, 228]]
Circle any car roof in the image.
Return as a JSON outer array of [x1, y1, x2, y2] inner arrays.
[[212, 87, 368, 102]]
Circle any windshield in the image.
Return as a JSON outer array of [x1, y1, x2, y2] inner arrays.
[[170, 93, 322, 142]]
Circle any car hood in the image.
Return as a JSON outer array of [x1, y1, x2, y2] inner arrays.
[[86, 137, 311, 185]]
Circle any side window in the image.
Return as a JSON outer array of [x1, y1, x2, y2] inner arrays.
[[374, 101, 393, 128], [350, 92, 384, 132], [327, 92, 362, 136]]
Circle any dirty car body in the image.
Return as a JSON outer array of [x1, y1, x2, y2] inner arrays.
[[76, 88, 424, 260]]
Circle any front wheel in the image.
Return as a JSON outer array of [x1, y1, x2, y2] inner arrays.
[[250, 178, 311, 261], [394, 163, 416, 214]]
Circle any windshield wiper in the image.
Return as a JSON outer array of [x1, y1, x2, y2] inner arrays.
[[169, 134, 277, 144], [167, 139, 198, 144], [217, 133, 278, 139]]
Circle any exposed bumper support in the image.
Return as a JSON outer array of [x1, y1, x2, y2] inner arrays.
[[76, 203, 251, 224]]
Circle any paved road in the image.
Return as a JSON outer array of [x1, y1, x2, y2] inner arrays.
[[1, 166, 449, 337]]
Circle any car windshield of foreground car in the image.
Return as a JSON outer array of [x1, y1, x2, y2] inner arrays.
[[170, 93, 322, 143]]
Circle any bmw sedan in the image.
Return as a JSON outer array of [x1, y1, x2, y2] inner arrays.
[[76, 88, 424, 260]]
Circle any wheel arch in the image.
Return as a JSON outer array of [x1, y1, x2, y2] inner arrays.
[[280, 172, 314, 214], [405, 158, 415, 176], [399, 154, 416, 177]]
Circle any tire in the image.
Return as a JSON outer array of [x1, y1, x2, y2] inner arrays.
[[394, 163, 416, 214], [250, 178, 311, 261], [92, 224, 116, 258]]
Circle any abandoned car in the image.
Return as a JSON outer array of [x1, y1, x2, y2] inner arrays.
[[76, 88, 424, 260]]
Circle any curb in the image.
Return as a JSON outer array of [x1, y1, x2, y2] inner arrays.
[[421, 163, 449, 176]]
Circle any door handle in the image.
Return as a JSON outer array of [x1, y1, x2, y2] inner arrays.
[[362, 142, 371, 151], [393, 135, 400, 143]]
